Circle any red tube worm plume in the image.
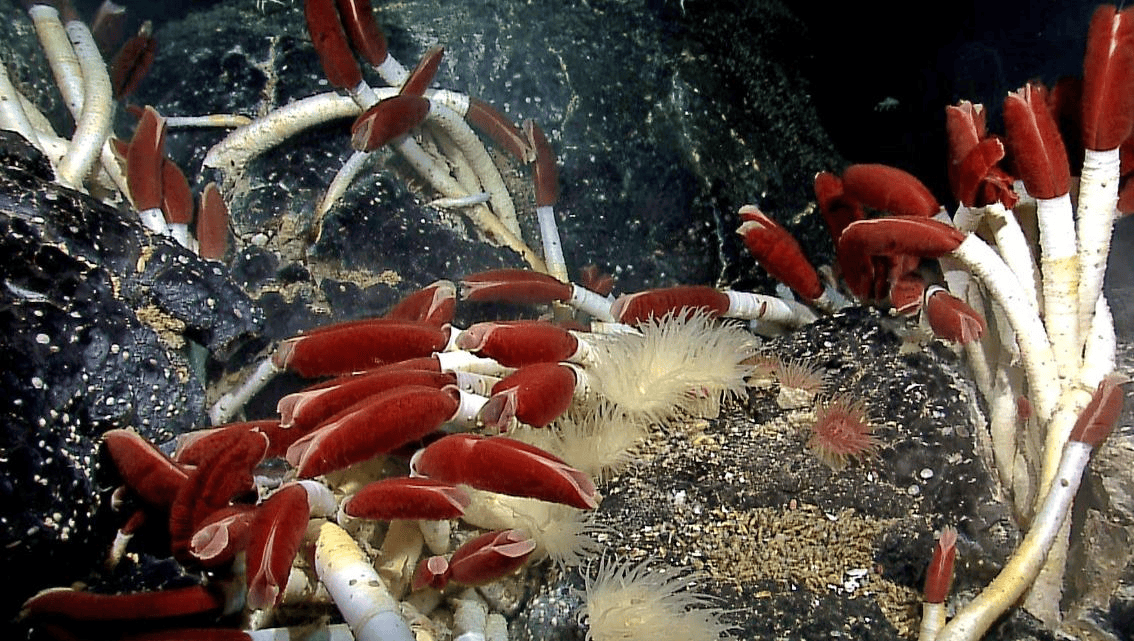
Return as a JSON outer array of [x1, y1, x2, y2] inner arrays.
[[412, 555, 450, 591], [840, 164, 941, 218], [350, 95, 430, 152], [276, 368, 455, 431], [944, 101, 1017, 207], [272, 319, 449, 378], [461, 268, 572, 304], [1003, 83, 1070, 199], [334, 0, 387, 67], [160, 158, 193, 226], [399, 45, 444, 97], [285, 385, 461, 478], [91, 0, 128, 56], [736, 205, 824, 301], [383, 279, 457, 325], [21, 585, 223, 621], [246, 483, 311, 610], [446, 529, 537, 587], [1082, 5, 1134, 151], [807, 394, 878, 470], [579, 264, 616, 296], [175, 420, 291, 462], [611, 286, 729, 325], [126, 106, 166, 211], [196, 182, 230, 261], [188, 505, 255, 567], [412, 433, 600, 509], [344, 477, 471, 520], [103, 428, 188, 508], [925, 286, 986, 344], [813, 171, 863, 242], [109, 20, 155, 100], [526, 120, 559, 207], [888, 273, 926, 316], [168, 428, 269, 559], [1069, 373, 1129, 446], [466, 97, 535, 162], [836, 217, 965, 300], [924, 526, 958, 603], [304, 0, 362, 90], [480, 362, 579, 429], [457, 320, 582, 367]]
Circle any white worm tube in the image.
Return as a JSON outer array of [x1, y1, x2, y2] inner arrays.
[[314, 521, 414, 641]]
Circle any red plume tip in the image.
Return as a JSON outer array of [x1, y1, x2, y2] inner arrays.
[[1082, 5, 1134, 150], [1069, 373, 1129, 446]]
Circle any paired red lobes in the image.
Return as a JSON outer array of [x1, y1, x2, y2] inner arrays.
[[480, 362, 578, 429], [460, 268, 573, 304], [345, 477, 471, 520], [274, 319, 449, 378], [304, 0, 362, 89], [456, 320, 579, 367], [1082, 5, 1134, 150], [1003, 84, 1070, 199], [246, 484, 311, 610], [286, 385, 459, 478], [612, 285, 729, 325], [413, 434, 598, 509], [736, 206, 823, 301]]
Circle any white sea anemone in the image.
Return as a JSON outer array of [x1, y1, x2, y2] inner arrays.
[[587, 312, 755, 424], [579, 557, 732, 641], [460, 489, 604, 568]]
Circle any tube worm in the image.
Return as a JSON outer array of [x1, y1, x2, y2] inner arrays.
[[924, 286, 986, 344], [276, 368, 456, 431], [103, 428, 188, 508], [161, 157, 194, 248], [334, 0, 386, 67], [314, 522, 415, 641], [383, 279, 457, 325], [736, 205, 827, 307], [446, 529, 536, 587], [304, 0, 363, 91], [456, 321, 592, 367], [169, 429, 269, 559], [526, 120, 568, 282], [479, 362, 584, 429], [411, 434, 599, 509], [349, 95, 430, 151], [918, 526, 957, 641], [840, 163, 941, 218], [345, 477, 471, 520], [460, 269, 614, 321], [938, 375, 1126, 641], [466, 97, 534, 162], [273, 319, 449, 378], [399, 45, 443, 97], [246, 483, 311, 610], [126, 106, 168, 233], [944, 101, 1016, 208], [1077, 6, 1134, 352], [21, 585, 223, 621], [285, 385, 464, 478], [196, 182, 230, 261], [1004, 83, 1077, 375], [110, 21, 155, 100]]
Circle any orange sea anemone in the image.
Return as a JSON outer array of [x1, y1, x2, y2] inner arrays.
[[806, 394, 878, 470]]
